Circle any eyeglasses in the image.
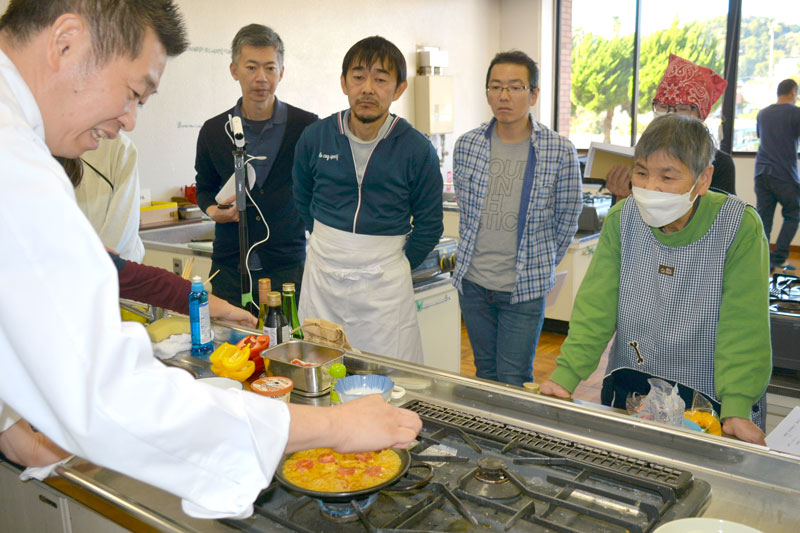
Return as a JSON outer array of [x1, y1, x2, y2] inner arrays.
[[486, 84, 531, 95], [652, 102, 699, 116]]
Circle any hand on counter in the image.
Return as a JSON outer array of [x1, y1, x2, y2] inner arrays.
[[539, 380, 573, 400], [207, 194, 239, 223], [0, 419, 70, 467], [285, 395, 422, 454], [605, 164, 632, 198], [722, 416, 767, 446], [209, 293, 257, 328]]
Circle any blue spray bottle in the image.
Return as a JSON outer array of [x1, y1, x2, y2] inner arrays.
[[189, 275, 214, 358]]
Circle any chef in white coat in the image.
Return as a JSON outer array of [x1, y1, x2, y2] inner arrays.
[[293, 36, 444, 364], [0, 0, 421, 519]]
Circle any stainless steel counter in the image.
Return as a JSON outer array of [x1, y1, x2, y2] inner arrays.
[[6, 349, 800, 532]]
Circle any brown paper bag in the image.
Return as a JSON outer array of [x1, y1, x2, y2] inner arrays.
[[300, 318, 354, 351]]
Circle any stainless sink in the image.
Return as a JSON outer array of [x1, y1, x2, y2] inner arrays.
[[139, 220, 215, 244]]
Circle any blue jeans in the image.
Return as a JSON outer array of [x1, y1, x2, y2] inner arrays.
[[755, 174, 800, 265], [459, 278, 545, 387]]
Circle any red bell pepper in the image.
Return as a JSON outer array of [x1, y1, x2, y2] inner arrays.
[[237, 334, 269, 376]]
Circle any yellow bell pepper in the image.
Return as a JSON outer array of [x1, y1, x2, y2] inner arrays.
[[210, 342, 238, 365], [684, 410, 722, 436], [209, 343, 255, 382]]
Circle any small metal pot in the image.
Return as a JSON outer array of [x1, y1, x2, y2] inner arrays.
[[273, 448, 411, 503]]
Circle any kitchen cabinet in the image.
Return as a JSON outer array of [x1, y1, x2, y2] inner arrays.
[[0, 462, 69, 532], [0, 462, 127, 533], [545, 236, 598, 322], [415, 278, 460, 373]]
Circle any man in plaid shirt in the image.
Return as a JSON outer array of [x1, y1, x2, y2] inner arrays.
[[452, 51, 582, 387]]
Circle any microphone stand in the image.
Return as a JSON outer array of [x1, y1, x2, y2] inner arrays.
[[232, 141, 253, 310]]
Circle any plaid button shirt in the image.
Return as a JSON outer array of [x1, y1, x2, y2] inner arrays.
[[452, 117, 582, 303]]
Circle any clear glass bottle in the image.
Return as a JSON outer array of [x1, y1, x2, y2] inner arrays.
[[264, 291, 289, 346], [281, 282, 304, 340], [189, 275, 213, 358], [256, 277, 271, 331]]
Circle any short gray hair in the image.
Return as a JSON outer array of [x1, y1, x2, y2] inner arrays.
[[635, 114, 715, 179], [231, 24, 284, 66]]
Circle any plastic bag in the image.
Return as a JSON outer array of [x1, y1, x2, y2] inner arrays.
[[633, 378, 686, 426], [684, 391, 722, 435]]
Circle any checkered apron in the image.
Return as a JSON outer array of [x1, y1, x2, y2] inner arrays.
[[610, 195, 766, 428]]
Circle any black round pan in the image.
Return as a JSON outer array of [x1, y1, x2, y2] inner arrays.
[[274, 448, 411, 503]]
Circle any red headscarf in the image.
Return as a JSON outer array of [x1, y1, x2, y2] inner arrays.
[[653, 54, 727, 120]]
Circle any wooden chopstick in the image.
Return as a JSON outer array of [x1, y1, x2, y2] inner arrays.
[[181, 257, 195, 280], [204, 269, 220, 287]]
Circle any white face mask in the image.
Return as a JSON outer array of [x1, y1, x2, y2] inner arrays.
[[631, 182, 699, 228]]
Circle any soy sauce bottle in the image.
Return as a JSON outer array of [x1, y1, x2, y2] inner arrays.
[[263, 291, 289, 346]]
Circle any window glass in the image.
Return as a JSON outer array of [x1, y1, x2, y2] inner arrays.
[[568, 0, 636, 148], [735, 2, 800, 152], [637, 1, 727, 145], [565, 1, 726, 150]]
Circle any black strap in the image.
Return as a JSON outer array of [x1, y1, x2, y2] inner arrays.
[[80, 158, 114, 191]]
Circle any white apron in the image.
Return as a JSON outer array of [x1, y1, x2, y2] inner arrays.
[[299, 221, 424, 364]]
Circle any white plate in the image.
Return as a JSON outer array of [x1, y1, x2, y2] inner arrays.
[[654, 518, 762, 533], [197, 376, 243, 390]]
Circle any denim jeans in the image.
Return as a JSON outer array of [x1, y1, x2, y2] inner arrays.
[[459, 278, 546, 387], [755, 174, 800, 265]]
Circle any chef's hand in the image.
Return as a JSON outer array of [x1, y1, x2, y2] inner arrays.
[[207, 194, 239, 223], [722, 417, 766, 446], [286, 396, 422, 454], [540, 380, 573, 399], [605, 165, 632, 198], [208, 294, 257, 328], [0, 419, 70, 467]]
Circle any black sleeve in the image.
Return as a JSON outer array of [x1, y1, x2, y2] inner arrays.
[[710, 150, 736, 195]]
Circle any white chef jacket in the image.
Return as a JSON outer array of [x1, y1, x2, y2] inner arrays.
[[75, 132, 145, 262], [0, 49, 290, 518]]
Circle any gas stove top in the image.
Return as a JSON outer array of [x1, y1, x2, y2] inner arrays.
[[769, 274, 800, 372], [227, 400, 711, 532]]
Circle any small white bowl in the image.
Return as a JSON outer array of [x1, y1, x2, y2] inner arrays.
[[197, 376, 243, 390], [653, 518, 762, 533]]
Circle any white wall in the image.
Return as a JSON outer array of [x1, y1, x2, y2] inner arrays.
[[732, 156, 800, 248]]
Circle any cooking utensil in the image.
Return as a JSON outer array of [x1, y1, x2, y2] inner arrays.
[[261, 340, 344, 396], [274, 448, 410, 503]]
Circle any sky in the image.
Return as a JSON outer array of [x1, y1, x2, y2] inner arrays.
[[572, 0, 800, 39]]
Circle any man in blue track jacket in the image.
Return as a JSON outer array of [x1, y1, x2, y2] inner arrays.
[[293, 36, 443, 364]]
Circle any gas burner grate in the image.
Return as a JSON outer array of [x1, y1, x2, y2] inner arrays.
[[403, 400, 693, 495]]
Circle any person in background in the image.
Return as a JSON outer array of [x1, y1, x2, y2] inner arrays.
[[606, 54, 735, 198], [451, 51, 582, 387], [0, 0, 421, 519], [754, 78, 800, 272], [74, 132, 145, 261], [541, 115, 770, 446], [195, 24, 317, 312], [293, 36, 443, 365]]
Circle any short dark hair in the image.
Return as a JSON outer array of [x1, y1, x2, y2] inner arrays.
[[231, 24, 284, 66], [0, 0, 188, 63], [486, 50, 539, 89], [777, 78, 798, 97], [342, 36, 406, 85], [635, 114, 715, 179]]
